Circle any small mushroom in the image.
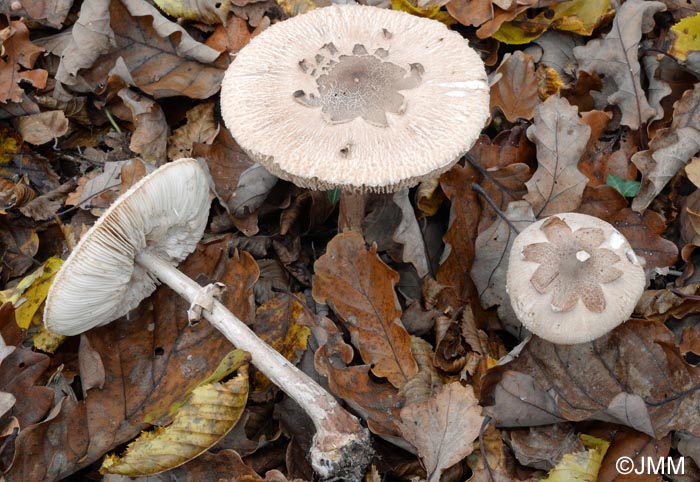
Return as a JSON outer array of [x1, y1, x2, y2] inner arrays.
[[506, 213, 645, 344], [220, 5, 489, 228], [44, 158, 372, 481]]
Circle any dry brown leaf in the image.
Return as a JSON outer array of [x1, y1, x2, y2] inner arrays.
[[573, 0, 666, 129], [6, 0, 73, 28], [0, 219, 39, 279], [0, 20, 48, 104], [635, 284, 700, 324], [57, 0, 228, 99], [508, 424, 584, 470], [632, 83, 700, 212], [0, 347, 53, 429], [437, 164, 480, 308], [296, 307, 405, 441], [524, 95, 590, 217], [471, 200, 535, 335], [445, 0, 493, 28], [167, 102, 218, 161], [608, 208, 678, 275], [313, 232, 419, 389], [15, 111, 69, 145], [482, 320, 700, 439], [117, 88, 168, 163], [399, 382, 484, 482], [490, 51, 541, 122], [477, 163, 530, 232], [593, 426, 671, 482]]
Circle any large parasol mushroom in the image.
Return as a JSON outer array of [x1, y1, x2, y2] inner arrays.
[[44, 158, 372, 481]]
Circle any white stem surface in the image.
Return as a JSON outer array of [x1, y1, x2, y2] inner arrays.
[[134, 250, 371, 480]]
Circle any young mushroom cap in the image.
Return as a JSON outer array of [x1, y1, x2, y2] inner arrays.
[[44, 158, 210, 336], [220, 4, 489, 193], [506, 213, 645, 344]]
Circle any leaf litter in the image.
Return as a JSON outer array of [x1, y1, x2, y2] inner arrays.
[[0, 0, 699, 481]]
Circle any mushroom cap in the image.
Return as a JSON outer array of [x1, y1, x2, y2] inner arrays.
[[506, 212, 645, 344], [220, 5, 489, 193], [44, 158, 211, 336]]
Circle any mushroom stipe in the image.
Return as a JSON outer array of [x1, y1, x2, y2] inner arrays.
[[44, 158, 373, 481]]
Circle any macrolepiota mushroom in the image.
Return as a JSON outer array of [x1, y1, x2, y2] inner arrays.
[[506, 212, 646, 344], [220, 4, 489, 225], [43, 158, 372, 481]]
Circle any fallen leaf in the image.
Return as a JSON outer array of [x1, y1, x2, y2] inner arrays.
[[493, 0, 612, 44], [313, 232, 418, 388], [57, 0, 228, 99], [7, 0, 73, 28], [153, 0, 231, 24], [508, 424, 584, 470], [631, 83, 700, 212], [524, 96, 590, 216], [482, 320, 700, 439], [399, 382, 484, 482], [167, 102, 218, 161], [118, 88, 168, 163], [101, 351, 250, 475], [669, 13, 700, 60], [437, 164, 480, 307], [490, 51, 541, 122], [445, 0, 493, 28], [15, 111, 69, 145], [595, 426, 671, 482], [541, 434, 609, 482], [573, 0, 667, 129], [471, 200, 535, 335], [0, 219, 39, 279], [0, 20, 48, 103], [250, 295, 310, 396]]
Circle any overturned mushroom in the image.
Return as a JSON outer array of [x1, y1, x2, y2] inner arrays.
[[44, 158, 372, 481], [220, 5, 489, 229], [506, 213, 646, 344]]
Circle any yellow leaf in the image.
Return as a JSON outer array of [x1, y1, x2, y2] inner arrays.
[[33, 325, 66, 353], [0, 257, 63, 329], [542, 434, 610, 482], [391, 0, 456, 26], [277, 0, 316, 17], [669, 13, 700, 61], [494, 0, 612, 44], [252, 295, 310, 392], [153, 0, 230, 24], [101, 350, 250, 476]]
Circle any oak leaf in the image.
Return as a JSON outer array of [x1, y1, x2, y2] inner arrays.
[[399, 383, 484, 482], [312, 232, 418, 389], [524, 96, 590, 216], [631, 83, 700, 212], [490, 51, 541, 122], [0, 21, 48, 104], [573, 0, 666, 129]]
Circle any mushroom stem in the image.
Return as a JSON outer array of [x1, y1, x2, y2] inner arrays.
[[338, 191, 367, 233], [134, 250, 373, 480]]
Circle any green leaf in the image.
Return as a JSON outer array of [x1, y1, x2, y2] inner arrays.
[[606, 174, 640, 197], [327, 188, 341, 205]]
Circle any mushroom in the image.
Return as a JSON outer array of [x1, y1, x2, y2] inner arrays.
[[43, 158, 372, 481], [506, 213, 646, 344], [220, 4, 489, 228]]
